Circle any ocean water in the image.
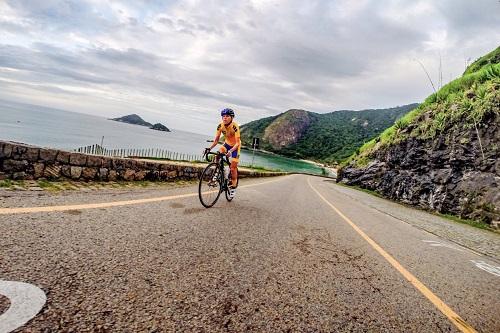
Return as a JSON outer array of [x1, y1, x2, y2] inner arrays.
[[0, 100, 325, 174]]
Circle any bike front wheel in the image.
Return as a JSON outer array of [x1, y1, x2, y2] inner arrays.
[[199, 163, 223, 208]]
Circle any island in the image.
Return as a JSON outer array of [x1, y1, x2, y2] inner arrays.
[[110, 114, 170, 132], [150, 123, 170, 132]]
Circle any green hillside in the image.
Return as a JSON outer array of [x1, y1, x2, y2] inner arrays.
[[347, 46, 500, 167], [241, 104, 418, 164]]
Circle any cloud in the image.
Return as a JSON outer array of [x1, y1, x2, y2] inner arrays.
[[0, 0, 499, 135]]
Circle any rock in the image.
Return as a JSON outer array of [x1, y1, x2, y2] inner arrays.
[[108, 170, 117, 181], [60, 165, 71, 178], [70, 153, 87, 166], [34, 163, 45, 178], [12, 172, 26, 180], [3, 160, 29, 172], [40, 149, 58, 162], [98, 168, 109, 180], [0, 144, 13, 158], [102, 157, 112, 169], [11, 145, 27, 159], [17, 146, 40, 162], [82, 167, 97, 180], [56, 151, 71, 163], [135, 170, 148, 181], [122, 169, 135, 181], [70, 166, 83, 179], [431, 168, 452, 184], [44, 165, 62, 179], [87, 156, 103, 167], [338, 114, 500, 224]]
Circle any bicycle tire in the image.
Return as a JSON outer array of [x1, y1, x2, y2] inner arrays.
[[199, 163, 223, 208]]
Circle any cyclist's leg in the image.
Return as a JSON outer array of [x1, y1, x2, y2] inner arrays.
[[230, 149, 239, 188], [219, 143, 233, 155]]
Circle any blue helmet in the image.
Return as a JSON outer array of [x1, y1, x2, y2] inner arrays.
[[220, 108, 235, 117]]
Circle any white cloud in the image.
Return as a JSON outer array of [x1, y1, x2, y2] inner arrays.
[[0, 0, 499, 134]]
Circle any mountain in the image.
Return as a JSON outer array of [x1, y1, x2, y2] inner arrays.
[[110, 114, 153, 127], [338, 46, 500, 225], [241, 104, 418, 164], [110, 114, 170, 132]]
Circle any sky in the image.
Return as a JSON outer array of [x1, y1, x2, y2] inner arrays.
[[0, 0, 499, 135]]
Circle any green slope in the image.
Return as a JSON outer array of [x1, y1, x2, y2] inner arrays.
[[241, 104, 418, 164], [347, 46, 500, 167]]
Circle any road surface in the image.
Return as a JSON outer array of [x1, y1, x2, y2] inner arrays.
[[0, 175, 499, 332]]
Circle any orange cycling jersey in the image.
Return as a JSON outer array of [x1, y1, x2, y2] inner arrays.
[[216, 121, 241, 147]]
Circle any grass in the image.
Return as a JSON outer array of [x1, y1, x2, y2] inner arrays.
[[0, 179, 197, 192], [0, 179, 13, 188], [345, 63, 500, 168], [336, 182, 384, 198], [435, 213, 496, 232]]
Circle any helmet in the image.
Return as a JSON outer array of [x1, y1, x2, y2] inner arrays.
[[220, 108, 235, 117]]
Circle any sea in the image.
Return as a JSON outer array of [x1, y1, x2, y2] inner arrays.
[[0, 100, 327, 175]]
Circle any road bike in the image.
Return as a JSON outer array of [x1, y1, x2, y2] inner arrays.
[[198, 150, 239, 208]]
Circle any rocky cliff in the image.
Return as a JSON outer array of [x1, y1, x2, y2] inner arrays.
[[263, 109, 312, 149], [338, 46, 500, 225]]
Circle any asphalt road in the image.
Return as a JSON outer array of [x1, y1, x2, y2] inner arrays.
[[0, 175, 499, 332]]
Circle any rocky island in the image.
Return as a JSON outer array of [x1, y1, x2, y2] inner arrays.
[[150, 123, 170, 132], [110, 114, 170, 132]]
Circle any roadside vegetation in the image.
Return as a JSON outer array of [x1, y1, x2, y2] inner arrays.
[[0, 179, 196, 192], [336, 182, 497, 232], [344, 47, 500, 168]]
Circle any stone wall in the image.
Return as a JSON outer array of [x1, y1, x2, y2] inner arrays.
[[0, 141, 286, 182]]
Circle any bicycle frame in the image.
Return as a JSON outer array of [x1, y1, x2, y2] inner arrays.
[[203, 151, 232, 190]]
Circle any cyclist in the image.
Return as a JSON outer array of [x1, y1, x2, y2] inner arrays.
[[205, 108, 240, 198]]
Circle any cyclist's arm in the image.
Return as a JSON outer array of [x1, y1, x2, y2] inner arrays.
[[208, 134, 221, 150]]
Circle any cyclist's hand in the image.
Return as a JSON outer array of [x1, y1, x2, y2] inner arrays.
[[226, 151, 232, 158], [203, 148, 210, 155]]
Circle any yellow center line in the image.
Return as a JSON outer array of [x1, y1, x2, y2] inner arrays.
[[0, 176, 288, 215], [307, 178, 477, 333]]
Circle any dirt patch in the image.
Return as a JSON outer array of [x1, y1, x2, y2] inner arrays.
[[65, 210, 82, 215], [183, 207, 205, 215], [169, 202, 185, 209]]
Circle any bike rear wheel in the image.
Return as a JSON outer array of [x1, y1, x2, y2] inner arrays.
[[199, 163, 223, 208]]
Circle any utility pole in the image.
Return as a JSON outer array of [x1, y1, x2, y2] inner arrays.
[[252, 138, 259, 167]]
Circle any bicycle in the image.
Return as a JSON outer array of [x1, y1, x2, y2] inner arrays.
[[198, 150, 239, 208]]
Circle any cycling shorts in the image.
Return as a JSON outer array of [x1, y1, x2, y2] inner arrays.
[[219, 143, 240, 162]]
